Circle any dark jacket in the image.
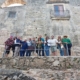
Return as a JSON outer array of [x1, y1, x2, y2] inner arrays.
[[14, 38, 22, 47], [21, 41, 28, 50]]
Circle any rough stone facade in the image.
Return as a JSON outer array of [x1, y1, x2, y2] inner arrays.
[[0, 0, 80, 53], [0, 0, 80, 43], [0, 57, 80, 80], [0, 57, 80, 70]]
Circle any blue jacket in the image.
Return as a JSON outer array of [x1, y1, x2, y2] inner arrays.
[[21, 41, 28, 50], [16, 39, 22, 43]]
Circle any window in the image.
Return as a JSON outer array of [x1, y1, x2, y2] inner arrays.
[[8, 11, 16, 18], [50, 5, 70, 20], [54, 5, 64, 16]]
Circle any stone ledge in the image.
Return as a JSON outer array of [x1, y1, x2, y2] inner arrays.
[[51, 17, 70, 20], [46, 0, 69, 4], [0, 57, 80, 70]]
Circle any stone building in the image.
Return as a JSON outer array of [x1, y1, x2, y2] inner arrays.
[[0, 0, 80, 53]]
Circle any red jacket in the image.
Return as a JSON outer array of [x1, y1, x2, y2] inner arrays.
[[5, 38, 14, 46]]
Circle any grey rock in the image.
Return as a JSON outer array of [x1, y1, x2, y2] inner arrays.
[[52, 60, 60, 66], [0, 69, 36, 80]]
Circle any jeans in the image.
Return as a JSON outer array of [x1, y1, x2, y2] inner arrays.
[[41, 46, 45, 56], [36, 47, 41, 56], [44, 45, 50, 56], [57, 45, 64, 56], [64, 43, 72, 56], [26, 49, 31, 56], [20, 49, 26, 57]]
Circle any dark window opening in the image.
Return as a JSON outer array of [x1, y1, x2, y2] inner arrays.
[[8, 11, 16, 18]]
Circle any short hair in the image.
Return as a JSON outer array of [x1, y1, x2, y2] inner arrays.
[[64, 35, 68, 37]]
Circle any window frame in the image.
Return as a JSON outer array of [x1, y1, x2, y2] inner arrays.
[[54, 5, 64, 16]]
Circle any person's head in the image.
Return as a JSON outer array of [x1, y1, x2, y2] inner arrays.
[[63, 35, 68, 38], [17, 36, 22, 40], [10, 36, 13, 40], [51, 35, 54, 39], [38, 38, 41, 41], [14, 37, 17, 40], [58, 36, 62, 40], [24, 39, 27, 42], [39, 35, 42, 38], [29, 38, 31, 41], [33, 37, 35, 41], [45, 36, 49, 40], [35, 37, 38, 41]]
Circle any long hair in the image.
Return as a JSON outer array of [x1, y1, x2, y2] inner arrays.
[[58, 36, 62, 41]]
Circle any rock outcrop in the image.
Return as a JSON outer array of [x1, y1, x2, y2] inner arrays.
[[0, 69, 36, 80]]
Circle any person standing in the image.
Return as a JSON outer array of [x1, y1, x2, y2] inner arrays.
[[36, 38, 43, 56], [26, 38, 32, 56], [13, 37, 22, 57], [3, 36, 14, 57], [38, 35, 45, 56], [31, 38, 36, 55], [20, 40, 28, 57], [62, 35, 72, 56], [49, 35, 58, 56], [57, 36, 64, 56], [44, 36, 50, 56]]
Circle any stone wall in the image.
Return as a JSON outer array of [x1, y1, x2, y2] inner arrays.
[[0, 57, 80, 80], [0, 57, 80, 70], [0, 0, 80, 45], [0, 0, 80, 53]]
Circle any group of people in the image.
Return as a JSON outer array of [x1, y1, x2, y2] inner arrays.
[[3, 35, 72, 57]]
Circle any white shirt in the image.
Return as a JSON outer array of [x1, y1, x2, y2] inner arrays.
[[14, 39, 20, 44], [58, 41, 61, 44], [27, 41, 32, 46], [47, 39, 51, 46], [48, 39, 58, 46]]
